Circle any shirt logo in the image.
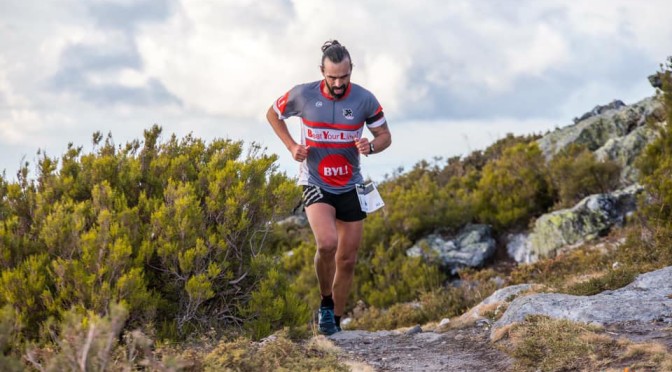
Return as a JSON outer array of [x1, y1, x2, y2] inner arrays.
[[315, 101, 323, 108], [318, 154, 353, 187], [343, 108, 354, 120]]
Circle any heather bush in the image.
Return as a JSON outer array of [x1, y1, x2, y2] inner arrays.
[[547, 143, 621, 209], [0, 125, 301, 357], [474, 142, 553, 230]]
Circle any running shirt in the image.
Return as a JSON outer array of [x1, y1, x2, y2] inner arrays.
[[272, 80, 386, 194]]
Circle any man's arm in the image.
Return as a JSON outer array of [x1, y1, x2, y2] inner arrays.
[[266, 106, 309, 162], [355, 123, 391, 155]]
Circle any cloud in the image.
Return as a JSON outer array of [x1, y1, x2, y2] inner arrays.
[[87, 0, 174, 31], [49, 39, 181, 106]]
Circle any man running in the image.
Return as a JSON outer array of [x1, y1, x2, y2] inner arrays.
[[266, 39, 392, 335]]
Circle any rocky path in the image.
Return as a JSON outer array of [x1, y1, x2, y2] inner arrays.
[[329, 325, 512, 372]]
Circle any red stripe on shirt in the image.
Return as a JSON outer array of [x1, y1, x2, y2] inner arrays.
[[302, 118, 364, 131], [305, 139, 357, 149]]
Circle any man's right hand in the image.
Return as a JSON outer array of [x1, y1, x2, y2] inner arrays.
[[290, 144, 310, 162]]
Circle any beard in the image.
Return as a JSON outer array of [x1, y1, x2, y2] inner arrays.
[[326, 81, 348, 99]]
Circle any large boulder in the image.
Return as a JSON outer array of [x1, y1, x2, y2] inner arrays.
[[537, 97, 663, 162], [491, 265, 672, 339], [407, 224, 496, 275], [594, 125, 660, 185], [527, 184, 643, 259]]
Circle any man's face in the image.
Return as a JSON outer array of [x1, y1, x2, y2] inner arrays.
[[321, 58, 352, 99]]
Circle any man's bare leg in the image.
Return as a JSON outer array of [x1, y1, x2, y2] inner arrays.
[[332, 219, 363, 317], [305, 203, 338, 297]]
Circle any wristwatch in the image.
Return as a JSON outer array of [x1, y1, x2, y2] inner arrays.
[[369, 142, 375, 154]]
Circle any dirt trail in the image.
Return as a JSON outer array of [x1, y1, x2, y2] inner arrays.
[[327, 321, 672, 371], [329, 324, 512, 372]]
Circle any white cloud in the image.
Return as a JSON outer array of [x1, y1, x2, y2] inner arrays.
[[505, 24, 570, 78]]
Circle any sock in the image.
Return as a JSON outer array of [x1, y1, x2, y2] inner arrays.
[[335, 315, 341, 327], [321, 294, 334, 309]]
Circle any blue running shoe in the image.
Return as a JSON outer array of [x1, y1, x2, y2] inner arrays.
[[318, 307, 339, 335]]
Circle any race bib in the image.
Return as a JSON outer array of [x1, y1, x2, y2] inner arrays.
[[355, 182, 385, 213]]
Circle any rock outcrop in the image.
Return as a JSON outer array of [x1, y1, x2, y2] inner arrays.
[[594, 125, 660, 185], [538, 96, 662, 159], [525, 184, 643, 259], [537, 97, 664, 186], [491, 265, 672, 340]]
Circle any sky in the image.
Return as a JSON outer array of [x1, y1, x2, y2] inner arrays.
[[1, 0, 672, 182]]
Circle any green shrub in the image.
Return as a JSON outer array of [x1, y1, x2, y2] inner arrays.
[[547, 143, 621, 209], [638, 57, 672, 229], [0, 126, 301, 349], [242, 261, 311, 340], [475, 142, 553, 230], [623, 56, 672, 272], [356, 236, 442, 309]]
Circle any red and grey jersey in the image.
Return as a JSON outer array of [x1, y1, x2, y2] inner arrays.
[[272, 80, 386, 194]]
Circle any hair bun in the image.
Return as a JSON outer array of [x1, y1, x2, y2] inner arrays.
[[321, 39, 341, 53]]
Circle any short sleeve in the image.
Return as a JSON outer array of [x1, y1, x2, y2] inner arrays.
[[272, 85, 304, 120]]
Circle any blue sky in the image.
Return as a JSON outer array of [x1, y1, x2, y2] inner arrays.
[[1, 0, 671, 181]]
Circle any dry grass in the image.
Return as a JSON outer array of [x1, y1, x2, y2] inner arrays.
[[562, 270, 610, 288], [490, 323, 514, 343], [202, 332, 349, 372], [305, 335, 341, 354], [494, 315, 672, 371]]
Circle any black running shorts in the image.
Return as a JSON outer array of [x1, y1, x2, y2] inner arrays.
[[302, 185, 366, 222]]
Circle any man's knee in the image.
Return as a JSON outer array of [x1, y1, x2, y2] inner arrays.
[[316, 237, 338, 256], [336, 255, 357, 273]]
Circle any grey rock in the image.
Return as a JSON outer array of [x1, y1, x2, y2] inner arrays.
[[407, 224, 496, 274], [492, 265, 672, 339], [528, 184, 643, 259], [461, 284, 534, 323], [594, 124, 660, 185], [506, 233, 535, 263]]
